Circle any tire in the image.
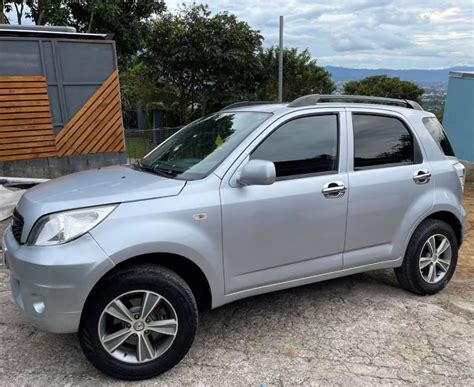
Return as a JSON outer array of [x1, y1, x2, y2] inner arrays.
[[395, 219, 458, 295], [78, 265, 198, 380]]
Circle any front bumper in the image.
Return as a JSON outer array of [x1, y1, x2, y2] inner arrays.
[[2, 227, 114, 333]]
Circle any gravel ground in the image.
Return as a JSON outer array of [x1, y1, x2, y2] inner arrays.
[[0, 184, 473, 385]]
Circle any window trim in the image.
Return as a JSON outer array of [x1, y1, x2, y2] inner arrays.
[[249, 112, 341, 181], [351, 112, 423, 171]]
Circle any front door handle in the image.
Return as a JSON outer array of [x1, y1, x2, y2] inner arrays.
[[322, 181, 346, 198], [413, 169, 431, 184]]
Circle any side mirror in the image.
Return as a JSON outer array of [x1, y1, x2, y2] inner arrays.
[[236, 159, 276, 186]]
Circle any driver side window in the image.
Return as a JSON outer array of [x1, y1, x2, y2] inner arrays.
[[250, 114, 339, 179]]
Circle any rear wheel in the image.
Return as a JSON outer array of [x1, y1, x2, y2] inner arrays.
[[78, 265, 197, 380], [395, 219, 458, 295]]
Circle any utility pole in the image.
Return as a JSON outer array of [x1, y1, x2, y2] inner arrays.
[[278, 15, 284, 102]]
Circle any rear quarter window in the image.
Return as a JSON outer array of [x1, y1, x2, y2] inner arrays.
[[422, 117, 455, 156]]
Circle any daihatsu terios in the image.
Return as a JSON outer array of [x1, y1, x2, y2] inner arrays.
[[2, 95, 466, 380]]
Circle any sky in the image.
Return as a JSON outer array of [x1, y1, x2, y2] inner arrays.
[[5, 0, 474, 69], [165, 0, 474, 69]]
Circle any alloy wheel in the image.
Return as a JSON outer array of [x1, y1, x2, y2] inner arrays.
[[98, 290, 178, 364], [419, 234, 452, 284]]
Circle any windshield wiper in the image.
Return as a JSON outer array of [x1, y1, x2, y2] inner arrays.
[[134, 160, 154, 173], [153, 166, 179, 177], [134, 159, 180, 178], [133, 159, 146, 170], [134, 159, 166, 175]]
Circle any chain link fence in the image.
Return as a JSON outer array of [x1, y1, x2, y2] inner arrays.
[[124, 127, 181, 161]]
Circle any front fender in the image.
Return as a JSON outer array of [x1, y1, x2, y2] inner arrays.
[[89, 195, 224, 305]]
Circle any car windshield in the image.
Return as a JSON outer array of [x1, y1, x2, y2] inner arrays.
[[140, 111, 272, 180]]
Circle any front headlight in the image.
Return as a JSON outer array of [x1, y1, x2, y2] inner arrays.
[[28, 205, 117, 246]]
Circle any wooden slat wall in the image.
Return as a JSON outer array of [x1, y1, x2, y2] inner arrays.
[[0, 76, 57, 161], [0, 71, 125, 162], [56, 70, 125, 156]]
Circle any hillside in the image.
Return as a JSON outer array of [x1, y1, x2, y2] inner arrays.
[[325, 66, 474, 84]]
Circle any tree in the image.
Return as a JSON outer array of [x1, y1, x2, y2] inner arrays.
[[3, 1, 23, 24], [144, 4, 263, 124], [3, 0, 25, 24], [120, 59, 182, 127], [2, 1, 164, 68], [3, 0, 70, 25], [12, 0, 24, 24], [2, 1, 11, 23], [433, 104, 444, 122], [343, 75, 424, 103], [25, 0, 69, 25], [257, 47, 335, 101], [67, 0, 165, 68]]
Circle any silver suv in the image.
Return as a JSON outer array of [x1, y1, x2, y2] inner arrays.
[[2, 95, 466, 380]]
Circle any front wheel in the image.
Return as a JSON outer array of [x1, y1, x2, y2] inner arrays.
[[395, 219, 458, 295], [78, 265, 198, 380]]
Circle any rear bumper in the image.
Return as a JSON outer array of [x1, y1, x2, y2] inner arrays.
[[2, 227, 114, 333]]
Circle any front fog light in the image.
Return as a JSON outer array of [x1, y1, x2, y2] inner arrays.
[[32, 299, 45, 314]]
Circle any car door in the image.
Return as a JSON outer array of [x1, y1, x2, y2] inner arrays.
[[343, 109, 433, 268], [220, 110, 349, 294]]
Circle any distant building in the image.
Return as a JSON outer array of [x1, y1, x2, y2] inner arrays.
[[443, 71, 474, 162]]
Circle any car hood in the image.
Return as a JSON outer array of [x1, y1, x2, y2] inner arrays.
[[16, 165, 186, 233]]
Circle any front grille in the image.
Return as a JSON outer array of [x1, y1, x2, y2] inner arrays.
[[11, 209, 24, 244]]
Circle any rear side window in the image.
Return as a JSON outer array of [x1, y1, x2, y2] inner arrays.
[[422, 117, 455, 156], [251, 114, 338, 178], [353, 114, 414, 170]]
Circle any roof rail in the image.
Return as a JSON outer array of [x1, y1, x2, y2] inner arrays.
[[287, 94, 423, 110], [221, 101, 279, 110]]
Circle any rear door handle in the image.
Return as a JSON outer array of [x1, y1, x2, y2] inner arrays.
[[413, 169, 431, 184], [322, 181, 346, 198]]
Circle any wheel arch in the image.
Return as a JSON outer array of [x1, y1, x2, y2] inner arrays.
[[424, 210, 463, 246], [405, 209, 464, 257], [83, 253, 213, 313]]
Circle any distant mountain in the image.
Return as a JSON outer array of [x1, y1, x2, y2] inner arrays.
[[325, 66, 474, 84]]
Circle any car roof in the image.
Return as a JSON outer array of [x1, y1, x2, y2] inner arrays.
[[222, 95, 434, 118], [223, 103, 287, 113], [224, 102, 433, 117]]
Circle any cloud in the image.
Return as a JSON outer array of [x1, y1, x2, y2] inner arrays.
[[164, 0, 474, 69], [334, 37, 377, 52], [9, 0, 473, 69]]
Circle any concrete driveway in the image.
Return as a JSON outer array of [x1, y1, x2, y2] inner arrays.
[[0, 185, 473, 385]]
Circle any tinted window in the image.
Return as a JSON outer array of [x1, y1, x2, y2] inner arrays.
[[423, 117, 455, 156], [251, 115, 338, 178], [353, 114, 414, 169]]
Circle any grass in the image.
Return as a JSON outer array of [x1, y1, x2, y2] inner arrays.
[[124, 128, 180, 160], [125, 135, 155, 160]]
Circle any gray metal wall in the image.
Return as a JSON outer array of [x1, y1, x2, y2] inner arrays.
[[0, 37, 117, 134], [0, 36, 126, 178]]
